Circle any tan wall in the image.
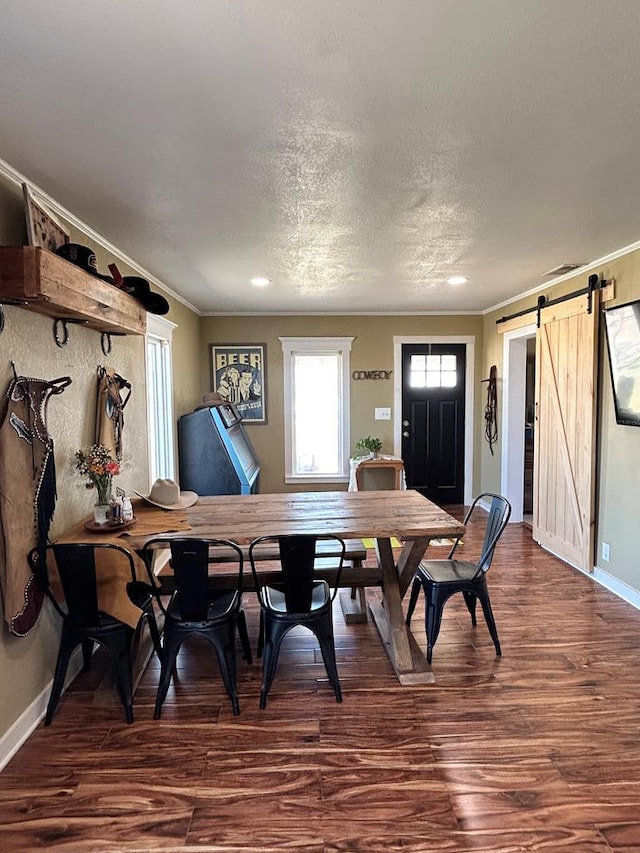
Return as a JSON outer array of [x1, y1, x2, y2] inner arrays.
[[0, 174, 200, 738], [481, 257, 640, 590], [199, 314, 484, 494]]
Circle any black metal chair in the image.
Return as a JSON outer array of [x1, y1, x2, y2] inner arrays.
[[141, 537, 252, 718], [405, 493, 511, 663], [27, 542, 162, 725], [249, 534, 346, 709]]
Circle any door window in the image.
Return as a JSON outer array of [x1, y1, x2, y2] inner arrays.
[[409, 354, 458, 388]]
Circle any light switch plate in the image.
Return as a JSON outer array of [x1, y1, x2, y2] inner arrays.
[[375, 407, 391, 420]]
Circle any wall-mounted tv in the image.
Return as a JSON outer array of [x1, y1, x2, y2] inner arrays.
[[603, 298, 640, 426]]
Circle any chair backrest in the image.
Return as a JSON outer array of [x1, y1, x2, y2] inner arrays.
[[355, 459, 405, 491], [28, 542, 137, 626], [249, 534, 346, 612], [142, 537, 244, 622], [452, 493, 511, 576]]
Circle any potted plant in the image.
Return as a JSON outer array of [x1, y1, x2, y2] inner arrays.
[[355, 435, 383, 458]]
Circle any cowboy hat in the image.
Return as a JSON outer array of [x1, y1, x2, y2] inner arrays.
[[134, 478, 198, 510], [120, 276, 170, 315], [55, 243, 113, 283], [194, 391, 224, 410]]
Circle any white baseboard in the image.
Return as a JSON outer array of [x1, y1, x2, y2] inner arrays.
[[589, 565, 640, 610], [536, 539, 640, 611], [0, 649, 83, 772], [496, 515, 640, 612]]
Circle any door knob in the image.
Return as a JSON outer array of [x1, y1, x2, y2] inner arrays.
[[402, 430, 409, 437]]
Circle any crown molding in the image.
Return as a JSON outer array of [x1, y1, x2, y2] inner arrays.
[[483, 238, 640, 317]]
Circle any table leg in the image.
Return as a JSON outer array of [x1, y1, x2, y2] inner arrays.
[[368, 537, 434, 685], [339, 587, 368, 623]]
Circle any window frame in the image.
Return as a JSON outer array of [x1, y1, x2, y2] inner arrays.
[[280, 336, 353, 484], [145, 313, 177, 484]]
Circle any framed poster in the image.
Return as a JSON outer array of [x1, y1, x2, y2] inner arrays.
[[22, 183, 70, 252], [210, 343, 267, 423]]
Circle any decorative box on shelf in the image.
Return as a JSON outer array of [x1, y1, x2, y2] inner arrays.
[[0, 246, 147, 336]]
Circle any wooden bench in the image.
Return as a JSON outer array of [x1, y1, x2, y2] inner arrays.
[[155, 538, 378, 623]]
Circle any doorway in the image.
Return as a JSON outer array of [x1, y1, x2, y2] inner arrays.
[[501, 323, 537, 523], [393, 336, 474, 506], [400, 342, 466, 503]]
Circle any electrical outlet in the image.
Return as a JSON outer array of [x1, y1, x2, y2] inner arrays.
[[602, 542, 610, 562]]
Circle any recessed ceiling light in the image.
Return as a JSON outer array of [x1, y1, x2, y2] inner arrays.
[[447, 275, 468, 285], [250, 277, 271, 287]]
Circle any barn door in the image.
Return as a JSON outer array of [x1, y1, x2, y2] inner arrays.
[[533, 294, 599, 571]]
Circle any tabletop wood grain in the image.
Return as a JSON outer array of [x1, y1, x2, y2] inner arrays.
[[148, 490, 466, 546]]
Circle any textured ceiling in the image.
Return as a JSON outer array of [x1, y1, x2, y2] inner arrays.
[[2, 1, 640, 314]]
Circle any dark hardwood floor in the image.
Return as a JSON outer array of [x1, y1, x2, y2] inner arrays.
[[2, 509, 640, 852]]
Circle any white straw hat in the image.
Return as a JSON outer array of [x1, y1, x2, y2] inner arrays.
[[134, 478, 198, 510]]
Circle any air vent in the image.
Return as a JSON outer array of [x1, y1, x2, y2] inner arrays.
[[541, 263, 585, 277]]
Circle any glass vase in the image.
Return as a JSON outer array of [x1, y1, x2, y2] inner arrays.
[[94, 476, 113, 508], [93, 504, 111, 526], [93, 476, 113, 525]]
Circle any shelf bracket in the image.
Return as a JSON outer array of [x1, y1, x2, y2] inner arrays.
[[53, 318, 69, 347], [53, 317, 92, 347]]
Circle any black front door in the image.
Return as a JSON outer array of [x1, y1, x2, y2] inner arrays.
[[401, 343, 466, 504]]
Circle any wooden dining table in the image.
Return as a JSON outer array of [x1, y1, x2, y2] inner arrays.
[[58, 489, 465, 684]]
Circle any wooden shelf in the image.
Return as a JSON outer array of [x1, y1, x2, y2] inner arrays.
[[0, 246, 147, 336]]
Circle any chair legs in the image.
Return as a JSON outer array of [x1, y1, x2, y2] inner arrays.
[[106, 629, 135, 724], [258, 620, 287, 709], [258, 611, 342, 708], [154, 628, 181, 719], [462, 591, 478, 625], [141, 605, 163, 659], [317, 624, 342, 703], [81, 639, 94, 671], [477, 585, 501, 656], [406, 574, 501, 664], [45, 626, 77, 725], [237, 610, 253, 665], [46, 624, 136, 725], [424, 587, 446, 665], [405, 576, 422, 627], [154, 618, 245, 719]]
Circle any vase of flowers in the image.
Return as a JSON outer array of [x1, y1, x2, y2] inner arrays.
[[75, 444, 120, 524]]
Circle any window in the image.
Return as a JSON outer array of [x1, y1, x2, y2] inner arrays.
[[280, 337, 353, 483], [145, 314, 177, 482], [409, 353, 458, 388]]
